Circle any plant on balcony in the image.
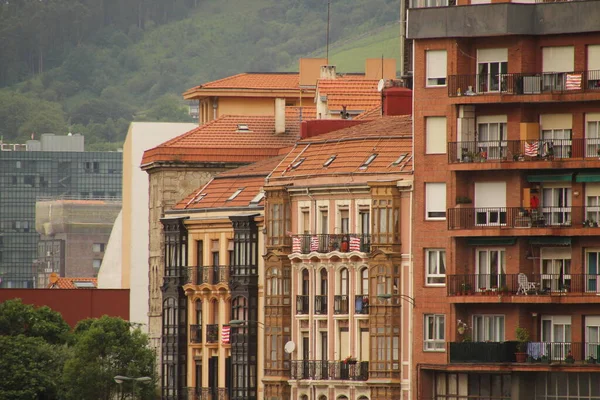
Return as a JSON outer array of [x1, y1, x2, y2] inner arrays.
[[459, 282, 472, 295], [565, 351, 575, 364], [343, 355, 357, 364], [587, 356, 597, 364], [498, 286, 509, 295], [515, 327, 530, 363], [457, 319, 472, 343]]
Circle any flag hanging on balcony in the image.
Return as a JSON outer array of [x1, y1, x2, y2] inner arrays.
[[292, 237, 301, 253], [221, 325, 230, 344], [524, 141, 539, 157], [310, 236, 319, 252], [349, 237, 361, 252], [566, 73, 582, 90]]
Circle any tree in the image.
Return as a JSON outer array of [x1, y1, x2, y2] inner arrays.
[[0, 298, 70, 344], [62, 316, 157, 400]]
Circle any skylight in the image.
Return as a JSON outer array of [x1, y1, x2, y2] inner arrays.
[[236, 124, 251, 132], [250, 191, 265, 205], [392, 153, 408, 166], [193, 193, 206, 203], [73, 281, 95, 288], [291, 158, 305, 169], [227, 188, 245, 201], [323, 155, 337, 167], [359, 153, 378, 170]]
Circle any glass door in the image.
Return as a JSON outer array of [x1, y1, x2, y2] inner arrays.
[[542, 316, 571, 360], [541, 258, 571, 292], [586, 317, 600, 360], [478, 122, 507, 160], [541, 129, 572, 159], [542, 187, 572, 225], [477, 61, 508, 93], [587, 251, 600, 293], [476, 249, 506, 291], [586, 120, 600, 157]]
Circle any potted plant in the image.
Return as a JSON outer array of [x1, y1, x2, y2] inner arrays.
[[587, 356, 597, 364], [499, 286, 509, 295], [515, 327, 530, 362], [565, 351, 575, 364], [343, 355, 357, 365], [460, 282, 472, 295], [456, 196, 472, 208], [457, 319, 469, 335]]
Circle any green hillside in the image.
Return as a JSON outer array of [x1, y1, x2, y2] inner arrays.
[[0, 0, 400, 150]]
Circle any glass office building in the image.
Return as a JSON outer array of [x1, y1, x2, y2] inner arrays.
[[0, 144, 122, 288]]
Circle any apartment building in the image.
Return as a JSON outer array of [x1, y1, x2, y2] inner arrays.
[[263, 115, 414, 400], [408, 1, 600, 399]]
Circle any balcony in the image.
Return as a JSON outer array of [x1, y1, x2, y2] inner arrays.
[[206, 324, 219, 343], [291, 234, 371, 254], [314, 295, 328, 315], [190, 324, 202, 343], [290, 360, 369, 381], [448, 206, 600, 231], [334, 295, 349, 314], [450, 342, 600, 365], [448, 274, 600, 297], [296, 295, 309, 315], [187, 265, 230, 285], [449, 341, 518, 363], [355, 295, 370, 315], [186, 387, 229, 400], [448, 71, 600, 98], [449, 138, 600, 165]]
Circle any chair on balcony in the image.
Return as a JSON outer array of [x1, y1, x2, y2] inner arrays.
[[517, 273, 538, 295]]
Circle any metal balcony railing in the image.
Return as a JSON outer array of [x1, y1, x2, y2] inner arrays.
[[291, 234, 371, 254], [354, 295, 370, 314], [206, 324, 219, 343], [451, 342, 600, 364], [290, 360, 369, 381], [448, 70, 600, 98], [186, 388, 229, 400], [447, 274, 600, 296], [296, 295, 309, 315], [448, 206, 600, 230], [334, 295, 349, 314], [190, 324, 202, 343], [314, 295, 328, 315], [449, 341, 519, 363], [448, 138, 600, 164], [187, 266, 229, 285]]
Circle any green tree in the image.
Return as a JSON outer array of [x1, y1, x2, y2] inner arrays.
[[0, 298, 70, 344], [62, 316, 157, 400]]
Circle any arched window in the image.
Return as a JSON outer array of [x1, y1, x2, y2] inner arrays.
[[340, 267, 349, 296], [360, 267, 369, 295], [302, 268, 309, 296], [320, 268, 328, 295], [195, 299, 203, 324], [300, 395, 309, 400]]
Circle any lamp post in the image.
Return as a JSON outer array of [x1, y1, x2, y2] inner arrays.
[[228, 319, 265, 327], [376, 293, 416, 307], [114, 375, 152, 399]]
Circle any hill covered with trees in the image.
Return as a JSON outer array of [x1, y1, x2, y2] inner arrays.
[[0, 0, 400, 150]]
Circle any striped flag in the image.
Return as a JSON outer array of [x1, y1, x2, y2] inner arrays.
[[524, 141, 539, 157], [292, 237, 301, 253], [310, 236, 319, 252], [222, 325, 230, 344], [349, 237, 362, 252], [566, 73, 582, 90]]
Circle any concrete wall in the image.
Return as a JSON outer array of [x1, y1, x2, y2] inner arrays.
[[98, 210, 122, 288]]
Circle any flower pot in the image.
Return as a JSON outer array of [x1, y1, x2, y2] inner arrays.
[[515, 352, 528, 363], [458, 326, 465, 335], [346, 360, 357, 365]]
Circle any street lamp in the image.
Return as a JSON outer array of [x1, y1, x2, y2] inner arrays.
[[377, 293, 416, 307], [229, 319, 265, 327], [114, 375, 152, 399]]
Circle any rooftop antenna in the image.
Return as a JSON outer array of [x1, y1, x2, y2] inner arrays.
[[326, 0, 331, 63]]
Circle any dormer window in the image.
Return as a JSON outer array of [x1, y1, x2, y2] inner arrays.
[[227, 188, 244, 201], [360, 154, 378, 170], [323, 155, 336, 167]]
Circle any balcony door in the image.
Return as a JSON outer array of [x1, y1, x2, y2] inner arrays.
[[477, 117, 507, 160], [542, 186, 571, 225], [472, 315, 505, 342], [585, 117, 600, 157], [585, 316, 600, 359], [541, 316, 571, 360], [586, 250, 600, 293], [476, 249, 506, 291], [477, 48, 508, 93], [474, 182, 506, 226], [541, 247, 571, 292], [542, 46, 574, 92]]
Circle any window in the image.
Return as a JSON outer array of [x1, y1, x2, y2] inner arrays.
[[425, 117, 447, 154], [92, 259, 102, 272], [587, 45, 600, 88], [476, 249, 506, 290], [339, 207, 349, 234], [473, 315, 505, 342], [586, 250, 600, 293], [323, 155, 336, 167], [358, 207, 370, 235], [392, 153, 408, 166], [340, 268, 349, 296], [249, 191, 264, 205], [360, 267, 369, 295], [426, 183, 446, 220], [359, 153, 378, 169], [424, 314, 445, 351], [541, 315, 571, 360], [426, 249, 446, 285], [541, 247, 571, 292], [586, 113, 600, 157], [227, 188, 244, 201], [92, 243, 105, 252], [477, 48, 508, 93], [211, 240, 219, 265], [301, 207, 310, 234], [426, 50, 447, 87], [542, 186, 571, 225], [411, 0, 448, 7], [319, 207, 328, 234], [291, 158, 305, 169], [542, 46, 575, 91], [477, 116, 507, 160]]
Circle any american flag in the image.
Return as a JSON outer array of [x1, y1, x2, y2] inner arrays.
[[349, 237, 362, 252], [221, 325, 230, 344], [310, 236, 319, 252], [566, 73, 582, 90], [524, 141, 539, 157]]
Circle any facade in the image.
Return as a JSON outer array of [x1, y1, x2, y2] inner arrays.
[[263, 116, 414, 400], [409, 1, 600, 399], [0, 135, 122, 288]]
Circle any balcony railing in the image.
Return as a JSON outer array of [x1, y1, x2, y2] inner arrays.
[[315, 295, 328, 315], [448, 70, 600, 98], [296, 295, 309, 315], [188, 265, 230, 285], [448, 206, 600, 230], [449, 138, 600, 164], [190, 324, 202, 343], [290, 360, 369, 381], [410, 0, 456, 8], [206, 324, 219, 343], [291, 234, 371, 254], [449, 341, 518, 363], [354, 295, 370, 314], [448, 274, 600, 296], [334, 295, 349, 314], [187, 387, 229, 400]]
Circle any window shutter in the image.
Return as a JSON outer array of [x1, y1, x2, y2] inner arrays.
[[477, 48, 508, 63], [426, 183, 446, 218], [540, 114, 573, 130], [426, 50, 447, 79], [588, 45, 600, 71], [426, 117, 447, 154]]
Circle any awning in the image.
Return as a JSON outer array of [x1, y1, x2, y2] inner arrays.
[[529, 237, 571, 246], [527, 174, 572, 183], [576, 172, 600, 183], [466, 237, 517, 246]]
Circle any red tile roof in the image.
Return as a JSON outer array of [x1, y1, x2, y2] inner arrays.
[[317, 78, 381, 112], [141, 115, 300, 165], [183, 73, 304, 98], [47, 277, 97, 289], [355, 105, 382, 120], [269, 116, 413, 182], [174, 156, 284, 210]]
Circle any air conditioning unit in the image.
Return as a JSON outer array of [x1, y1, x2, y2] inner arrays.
[[523, 76, 541, 94]]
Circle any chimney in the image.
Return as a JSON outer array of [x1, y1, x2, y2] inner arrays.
[[320, 65, 336, 80], [275, 98, 286, 135]]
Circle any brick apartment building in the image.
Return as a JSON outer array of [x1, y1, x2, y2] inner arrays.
[[409, 1, 600, 399]]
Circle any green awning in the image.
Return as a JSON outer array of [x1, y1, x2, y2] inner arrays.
[[576, 172, 600, 183], [527, 174, 572, 183], [529, 237, 571, 246], [467, 237, 517, 246]]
